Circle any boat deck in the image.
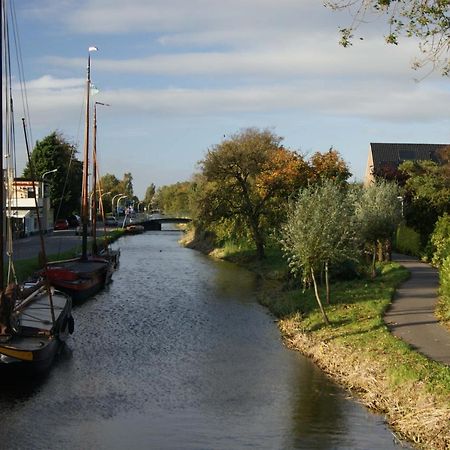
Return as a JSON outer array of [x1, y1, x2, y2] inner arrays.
[[18, 293, 68, 332], [49, 259, 108, 275]]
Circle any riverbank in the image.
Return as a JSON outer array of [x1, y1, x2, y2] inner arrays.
[[182, 231, 450, 450]]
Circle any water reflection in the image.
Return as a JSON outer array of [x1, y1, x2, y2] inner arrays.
[[0, 231, 407, 449]]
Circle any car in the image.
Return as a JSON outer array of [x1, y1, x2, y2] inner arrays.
[[104, 216, 118, 227], [67, 214, 80, 227], [54, 219, 69, 231]]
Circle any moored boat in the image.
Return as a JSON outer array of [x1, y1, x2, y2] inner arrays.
[[0, 283, 73, 372], [43, 47, 113, 301], [0, 0, 74, 373]]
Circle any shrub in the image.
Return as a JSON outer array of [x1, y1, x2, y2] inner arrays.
[[395, 222, 422, 256], [430, 213, 450, 268], [437, 255, 450, 328]]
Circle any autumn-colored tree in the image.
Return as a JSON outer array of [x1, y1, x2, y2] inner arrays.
[[197, 128, 309, 259], [309, 148, 351, 183]]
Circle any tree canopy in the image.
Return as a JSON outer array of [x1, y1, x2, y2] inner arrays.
[[196, 128, 310, 259], [326, 0, 450, 74], [23, 131, 82, 219], [280, 179, 357, 324]]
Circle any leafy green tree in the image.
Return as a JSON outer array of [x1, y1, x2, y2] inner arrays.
[[354, 180, 402, 277], [23, 131, 82, 219], [280, 180, 357, 324], [430, 214, 450, 268], [156, 181, 192, 216], [143, 183, 156, 210], [197, 128, 309, 259], [119, 172, 134, 198], [326, 0, 450, 74], [399, 159, 450, 244]]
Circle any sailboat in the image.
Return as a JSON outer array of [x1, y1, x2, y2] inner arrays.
[[0, 0, 74, 372], [91, 101, 120, 274], [44, 47, 112, 302]]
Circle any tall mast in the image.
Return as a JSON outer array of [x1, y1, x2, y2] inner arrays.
[[92, 102, 98, 255], [81, 46, 97, 259], [0, 0, 5, 290]]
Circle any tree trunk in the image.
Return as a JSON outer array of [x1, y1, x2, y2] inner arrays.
[[371, 243, 377, 278], [325, 261, 330, 305], [248, 216, 265, 259], [311, 268, 330, 325]]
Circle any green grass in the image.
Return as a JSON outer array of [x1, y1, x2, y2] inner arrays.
[[259, 262, 449, 396]]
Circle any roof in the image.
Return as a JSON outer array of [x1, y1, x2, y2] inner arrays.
[[370, 143, 449, 166], [7, 209, 31, 219]]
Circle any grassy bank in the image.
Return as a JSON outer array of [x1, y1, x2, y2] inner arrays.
[[183, 232, 450, 450]]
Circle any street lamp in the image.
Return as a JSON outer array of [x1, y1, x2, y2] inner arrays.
[[41, 169, 58, 232], [112, 193, 125, 215], [116, 195, 128, 216]]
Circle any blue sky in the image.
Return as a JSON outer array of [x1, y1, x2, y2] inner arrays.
[[11, 0, 450, 197]]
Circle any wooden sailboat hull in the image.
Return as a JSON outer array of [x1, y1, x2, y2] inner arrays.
[[0, 289, 73, 373], [44, 257, 110, 302]]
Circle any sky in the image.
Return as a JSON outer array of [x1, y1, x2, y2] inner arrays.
[[10, 0, 450, 198]]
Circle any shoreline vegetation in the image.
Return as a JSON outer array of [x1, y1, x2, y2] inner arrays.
[[182, 229, 450, 450]]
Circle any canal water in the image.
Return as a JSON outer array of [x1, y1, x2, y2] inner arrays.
[[0, 230, 407, 449]]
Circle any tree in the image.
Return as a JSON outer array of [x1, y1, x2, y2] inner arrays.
[[143, 183, 156, 209], [156, 181, 192, 216], [353, 180, 402, 277], [309, 148, 352, 184], [119, 172, 134, 198], [198, 128, 309, 259], [280, 180, 357, 324], [326, 0, 450, 75], [399, 159, 450, 243], [23, 132, 82, 219]]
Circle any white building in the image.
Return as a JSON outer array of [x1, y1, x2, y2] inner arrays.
[[6, 178, 53, 237]]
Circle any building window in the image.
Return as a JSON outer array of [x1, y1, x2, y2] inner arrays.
[[27, 187, 35, 198]]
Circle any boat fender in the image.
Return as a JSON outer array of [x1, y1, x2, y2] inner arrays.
[[68, 316, 75, 334]]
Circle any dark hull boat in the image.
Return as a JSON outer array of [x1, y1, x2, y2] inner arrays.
[[0, 0, 74, 375], [44, 257, 110, 303], [0, 284, 73, 373]]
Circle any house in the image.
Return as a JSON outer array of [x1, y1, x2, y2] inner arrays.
[[6, 178, 54, 237], [364, 142, 450, 185]]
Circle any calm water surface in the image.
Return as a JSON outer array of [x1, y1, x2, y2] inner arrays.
[[0, 231, 407, 449]]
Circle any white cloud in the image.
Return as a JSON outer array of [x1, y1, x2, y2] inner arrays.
[[21, 75, 450, 126]]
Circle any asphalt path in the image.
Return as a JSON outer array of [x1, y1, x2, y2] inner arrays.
[[9, 226, 113, 261], [10, 230, 82, 261], [385, 254, 450, 366]]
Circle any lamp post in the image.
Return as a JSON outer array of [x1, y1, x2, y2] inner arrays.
[[116, 195, 127, 217], [41, 169, 58, 232], [111, 193, 125, 215]]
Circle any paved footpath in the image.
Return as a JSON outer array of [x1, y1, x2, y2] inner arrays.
[[384, 254, 450, 365]]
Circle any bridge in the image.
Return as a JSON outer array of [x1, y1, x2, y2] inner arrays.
[[138, 215, 192, 231]]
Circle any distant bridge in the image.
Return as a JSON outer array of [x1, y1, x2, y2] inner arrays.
[[140, 216, 191, 231]]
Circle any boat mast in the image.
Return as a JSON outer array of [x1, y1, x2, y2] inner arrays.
[[0, 0, 4, 291], [81, 47, 97, 260], [92, 101, 98, 255]]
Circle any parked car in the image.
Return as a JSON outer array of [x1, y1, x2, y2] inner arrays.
[[67, 214, 80, 227], [104, 216, 118, 227], [54, 219, 69, 231]]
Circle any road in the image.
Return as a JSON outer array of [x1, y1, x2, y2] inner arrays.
[[10, 226, 113, 261]]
